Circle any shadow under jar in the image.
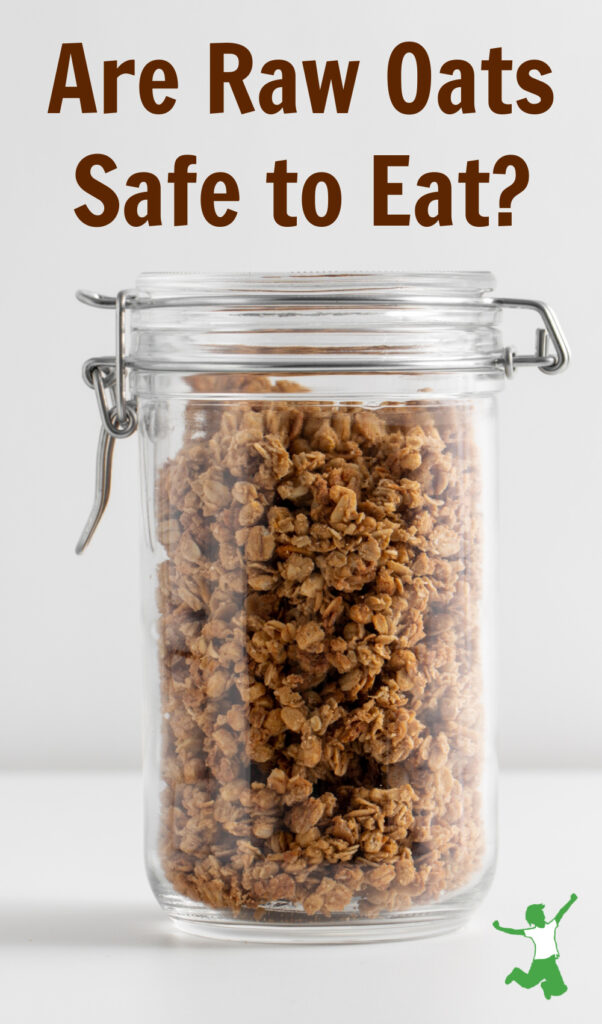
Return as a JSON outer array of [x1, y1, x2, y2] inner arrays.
[[76, 272, 569, 942]]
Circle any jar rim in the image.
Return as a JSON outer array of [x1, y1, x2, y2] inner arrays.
[[134, 270, 496, 307]]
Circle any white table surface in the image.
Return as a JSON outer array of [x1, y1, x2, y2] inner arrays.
[[1, 770, 598, 1023]]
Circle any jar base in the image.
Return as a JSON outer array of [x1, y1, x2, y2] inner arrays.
[[170, 911, 470, 944], [164, 888, 485, 944]]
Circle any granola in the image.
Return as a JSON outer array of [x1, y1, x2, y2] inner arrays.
[[155, 379, 484, 920]]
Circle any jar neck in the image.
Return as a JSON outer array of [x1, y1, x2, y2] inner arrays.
[[130, 303, 502, 379]]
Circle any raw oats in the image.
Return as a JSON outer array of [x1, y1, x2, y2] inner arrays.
[[156, 384, 484, 919]]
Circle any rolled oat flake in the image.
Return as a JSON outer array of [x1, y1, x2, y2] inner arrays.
[[76, 272, 569, 942]]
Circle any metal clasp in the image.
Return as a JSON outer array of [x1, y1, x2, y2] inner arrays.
[[76, 290, 137, 553], [496, 297, 570, 378], [75, 285, 570, 552]]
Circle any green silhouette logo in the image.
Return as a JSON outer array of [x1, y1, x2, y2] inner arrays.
[[493, 893, 577, 1000]]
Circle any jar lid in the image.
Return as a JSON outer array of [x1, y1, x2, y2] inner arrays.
[[77, 272, 569, 379], [128, 271, 503, 372]]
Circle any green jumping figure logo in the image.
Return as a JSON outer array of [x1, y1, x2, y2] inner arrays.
[[493, 893, 577, 999]]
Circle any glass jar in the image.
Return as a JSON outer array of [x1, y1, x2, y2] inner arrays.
[[76, 272, 569, 943]]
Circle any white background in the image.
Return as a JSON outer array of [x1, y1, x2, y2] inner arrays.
[[1, 0, 601, 770], [1, 771, 596, 1023]]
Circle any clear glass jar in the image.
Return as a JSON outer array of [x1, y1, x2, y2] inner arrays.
[[77, 272, 569, 942]]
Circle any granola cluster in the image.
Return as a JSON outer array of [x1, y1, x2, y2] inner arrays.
[[155, 377, 484, 920]]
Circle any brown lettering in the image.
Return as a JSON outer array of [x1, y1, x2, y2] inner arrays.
[[516, 60, 553, 114], [438, 60, 475, 114], [209, 43, 254, 114], [48, 43, 96, 113], [124, 172, 162, 225], [481, 47, 512, 115], [139, 59, 178, 114], [74, 154, 118, 225], [303, 60, 359, 113], [259, 60, 297, 113], [458, 160, 490, 226], [167, 155, 197, 226], [266, 160, 298, 226], [200, 172, 239, 225], [103, 60, 135, 115], [301, 172, 341, 226], [387, 43, 431, 115], [415, 172, 453, 225], [373, 155, 410, 225]]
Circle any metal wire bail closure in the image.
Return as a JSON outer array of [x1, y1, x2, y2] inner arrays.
[[86, 361, 137, 439], [74, 283, 570, 553], [76, 290, 137, 553], [496, 297, 570, 377]]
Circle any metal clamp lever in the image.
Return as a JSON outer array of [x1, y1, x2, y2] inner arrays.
[[496, 297, 570, 378], [76, 291, 137, 553]]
